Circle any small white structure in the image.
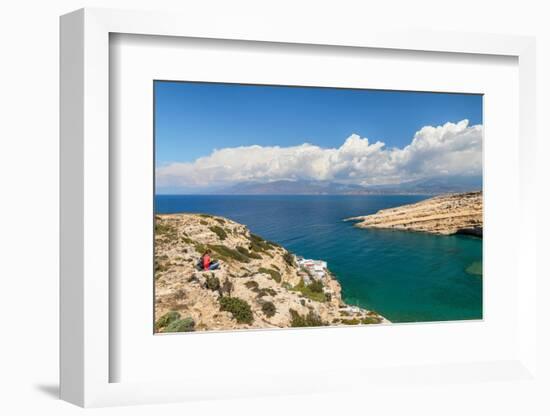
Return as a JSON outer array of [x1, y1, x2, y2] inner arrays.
[[297, 257, 329, 280], [340, 305, 363, 314]]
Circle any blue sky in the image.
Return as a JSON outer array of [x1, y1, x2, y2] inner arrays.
[[155, 81, 483, 192], [155, 81, 482, 165]]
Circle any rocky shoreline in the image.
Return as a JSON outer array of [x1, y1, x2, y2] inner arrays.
[[154, 213, 389, 333], [346, 191, 482, 236]]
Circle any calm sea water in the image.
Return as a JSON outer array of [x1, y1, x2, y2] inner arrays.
[[156, 195, 482, 323]]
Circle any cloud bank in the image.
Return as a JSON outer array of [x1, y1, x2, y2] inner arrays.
[[157, 119, 482, 190]]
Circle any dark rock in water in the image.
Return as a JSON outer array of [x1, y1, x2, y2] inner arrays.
[[465, 261, 483, 276], [456, 227, 483, 237]]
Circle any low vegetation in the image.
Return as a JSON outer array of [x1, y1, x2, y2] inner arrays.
[[258, 267, 281, 283], [283, 251, 295, 266], [221, 278, 233, 296], [245, 280, 259, 291], [155, 311, 195, 332], [205, 275, 221, 291], [340, 316, 381, 325], [155, 311, 181, 331], [340, 318, 361, 325], [292, 278, 326, 302], [289, 309, 326, 327], [209, 225, 228, 240], [164, 317, 196, 332], [219, 297, 254, 324], [360, 316, 381, 324], [261, 301, 276, 317], [180, 235, 194, 245], [249, 233, 277, 253], [155, 221, 177, 239], [257, 287, 277, 298], [308, 279, 323, 293], [236, 246, 262, 260], [209, 244, 250, 263], [155, 260, 169, 273]]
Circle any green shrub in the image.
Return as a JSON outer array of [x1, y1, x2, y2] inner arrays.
[[361, 316, 380, 324], [341, 318, 361, 325], [155, 222, 177, 239], [221, 278, 233, 296], [209, 225, 228, 240], [292, 279, 326, 302], [308, 280, 323, 293], [257, 287, 277, 297], [219, 297, 254, 324], [193, 242, 208, 254], [198, 213, 213, 218], [164, 317, 195, 332], [205, 275, 220, 291], [283, 252, 295, 266], [249, 233, 278, 252], [215, 218, 225, 224], [200, 220, 208, 225], [173, 289, 186, 300], [289, 309, 326, 327], [261, 301, 276, 317], [258, 267, 281, 283], [245, 280, 259, 291], [180, 235, 194, 244], [210, 245, 250, 263], [236, 246, 262, 259], [250, 233, 270, 248], [155, 311, 180, 331], [155, 260, 169, 273]]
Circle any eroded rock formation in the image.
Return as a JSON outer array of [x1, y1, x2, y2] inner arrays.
[[347, 191, 482, 236]]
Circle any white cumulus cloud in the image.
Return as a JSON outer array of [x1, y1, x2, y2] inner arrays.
[[157, 119, 482, 190]]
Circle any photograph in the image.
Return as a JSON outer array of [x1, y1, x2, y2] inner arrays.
[[153, 81, 483, 333]]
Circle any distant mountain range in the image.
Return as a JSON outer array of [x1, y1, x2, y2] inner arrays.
[[364, 175, 483, 195], [220, 180, 366, 195], [214, 175, 482, 195]]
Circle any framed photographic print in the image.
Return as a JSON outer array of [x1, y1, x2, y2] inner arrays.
[[153, 81, 483, 333], [60, 8, 538, 407]]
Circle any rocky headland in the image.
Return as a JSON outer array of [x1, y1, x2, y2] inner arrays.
[[155, 213, 389, 333], [346, 191, 482, 236]]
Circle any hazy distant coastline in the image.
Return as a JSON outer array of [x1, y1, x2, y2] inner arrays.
[[157, 175, 482, 196]]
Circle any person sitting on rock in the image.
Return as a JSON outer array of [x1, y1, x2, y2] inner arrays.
[[198, 250, 220, 271]]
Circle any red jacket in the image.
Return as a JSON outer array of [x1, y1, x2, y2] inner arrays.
[[203, 254, 211, 270]]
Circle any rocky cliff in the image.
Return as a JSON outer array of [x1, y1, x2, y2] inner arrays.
[[346, 191, 482, 236], [154, 213, 388, 333]]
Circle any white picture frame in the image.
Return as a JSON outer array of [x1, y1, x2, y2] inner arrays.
[[60, 7, 538, 407]]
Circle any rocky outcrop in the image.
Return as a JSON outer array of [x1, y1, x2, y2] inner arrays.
[[154, 213, 388, 333], [346, 191, 482, 236]]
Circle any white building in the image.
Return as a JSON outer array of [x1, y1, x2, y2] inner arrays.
[[297, 257, 328, 280]]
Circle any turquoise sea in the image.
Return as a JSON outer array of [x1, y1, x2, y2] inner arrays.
[[156, 195, 482, 323]]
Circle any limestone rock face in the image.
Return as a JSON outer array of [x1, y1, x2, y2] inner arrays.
[[347, 191, 482, 236], [155, 213, 388, 332]]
